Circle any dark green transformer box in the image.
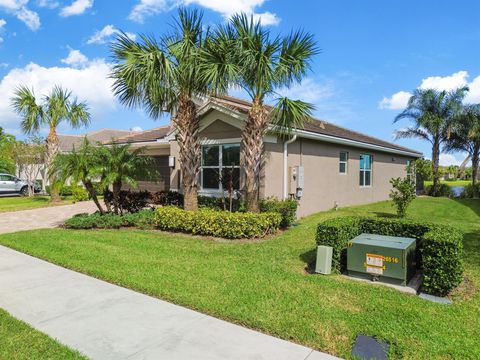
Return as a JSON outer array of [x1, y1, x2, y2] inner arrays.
[[347, 233, 417, 286]]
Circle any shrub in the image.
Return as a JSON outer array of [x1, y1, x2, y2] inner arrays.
[[154, 206, 281, 239], [389, 177, 416, 217], [461, 183, 480, 198], [259, 198, 297, 228], [122, 209, 156, 229], [198, 195, 243, 212], [316, 217, 464, 295], [104, 190, 150, 214], [64, 213, 124, 229], [46, 185, 74, 196], [150, 190, 184, 206], [72, 185, 89, 202], [425, 183, 454, 197]]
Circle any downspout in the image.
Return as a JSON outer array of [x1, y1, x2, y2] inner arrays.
[[283, 135, 297, 199]]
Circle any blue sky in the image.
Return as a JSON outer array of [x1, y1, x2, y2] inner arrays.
[[1, 0, 479, 165]]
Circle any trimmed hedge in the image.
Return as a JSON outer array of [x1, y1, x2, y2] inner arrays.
[[154, 206, 281, 239], [316, 217, 464, 296], [259, 198, 297, 228], [64, 209, 156, 230]]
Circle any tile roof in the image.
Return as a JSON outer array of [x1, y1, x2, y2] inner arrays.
[[109, 126, 171, 144], [211, 95, 422, 156], [58, 129, 133, 152]]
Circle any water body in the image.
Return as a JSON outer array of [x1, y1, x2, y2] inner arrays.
[[451, 186, 465, 197]]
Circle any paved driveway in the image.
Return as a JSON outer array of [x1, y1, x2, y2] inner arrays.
[[0, 201, 97, 234]]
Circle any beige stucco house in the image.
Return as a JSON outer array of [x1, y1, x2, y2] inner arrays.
[[112, 96, 422, 217]]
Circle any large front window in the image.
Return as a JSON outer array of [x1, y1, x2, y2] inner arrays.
[[359, 154, 372, 187], [201, 144, 240, 191]]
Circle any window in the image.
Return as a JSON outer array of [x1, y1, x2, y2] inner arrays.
[[359, 154, 372, 187], [0, 174, 13, 181], [406, 160, 413, 179], [339, 151, 348, 174], [201, 144, 240, 191]]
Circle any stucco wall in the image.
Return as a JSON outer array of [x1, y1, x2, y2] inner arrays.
[[265, 138, 414, 217]]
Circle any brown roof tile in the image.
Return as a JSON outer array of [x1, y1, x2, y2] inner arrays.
[[58, 129, 133, 152], [109, 125, 171, 144]]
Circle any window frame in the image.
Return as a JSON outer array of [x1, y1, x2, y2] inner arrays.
[[200, 143, 241, 192], [339, 151, 348, 175], [359, 154, 373, 187]]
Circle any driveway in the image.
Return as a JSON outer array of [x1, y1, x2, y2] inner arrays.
[[0, 201, 97, 234]]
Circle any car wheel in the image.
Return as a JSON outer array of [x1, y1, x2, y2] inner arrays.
[[20, 186, 29, 196]]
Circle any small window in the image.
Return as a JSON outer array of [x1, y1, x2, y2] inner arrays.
[[359, 154, 372, 187], [339, 151, 348, 174], [201, 144, 240, 191], [406, 160, 413, 179]]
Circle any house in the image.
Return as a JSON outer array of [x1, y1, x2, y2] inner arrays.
[[19, 129, 134, 190], [111, 96, 422, 217]]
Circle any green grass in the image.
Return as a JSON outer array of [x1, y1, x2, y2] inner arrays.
[[0, 197, 479, 359], [424, 180, 471, 187], [0, 308, 85, 360], [0, 196, 73, 213]]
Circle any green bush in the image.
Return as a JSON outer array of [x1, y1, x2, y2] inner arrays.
[[389, 177, 416, 217], [198, 195, 243, 212], [46, 185, 74, 196], [64, 213, 124, 229], [425, 183, 454, 197], [154, 206, 281, 239], [259, 198, 297, 228], [72, 185, 89, 202], [122, 209, 156, 229], [461, 183, 480, 198], [316, 217, 464, 295]]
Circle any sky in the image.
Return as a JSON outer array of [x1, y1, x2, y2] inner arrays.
[[1, 0, 479, 166]]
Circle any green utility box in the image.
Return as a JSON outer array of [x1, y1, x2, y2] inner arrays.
[[347, 233, 416, 286]]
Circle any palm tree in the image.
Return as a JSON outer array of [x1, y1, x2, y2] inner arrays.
[[203, 14, 318, 212], [95, 143, 153, 214], [394, 87, 468, 196], [445, 104, 480, 196], [51, 138, 105, 213], [111, 8, 221, 211], [11, 85, 90, 201]]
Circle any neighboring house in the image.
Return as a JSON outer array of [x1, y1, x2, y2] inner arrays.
[[19, 129, 134, 190], [111, 96, 422, 217]]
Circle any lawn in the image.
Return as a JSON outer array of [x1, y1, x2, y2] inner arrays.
[[0, 197, 478, 359], [0, 308, 85, 360], [0, 196, 73, 213], [424, 179, 471, 187]]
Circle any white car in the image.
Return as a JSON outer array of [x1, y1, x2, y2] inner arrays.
[[0, 173, 41, 196]]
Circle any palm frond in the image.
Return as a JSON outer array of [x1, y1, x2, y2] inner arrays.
[[10, 85, 44, 135], [270, 97, 315, 135]]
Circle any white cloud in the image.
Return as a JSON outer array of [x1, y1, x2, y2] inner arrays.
[[276, 78, 334, 104], [36, 0, 59, 8], [380, 71, 480, 110], [0, 18, 5, 42], [129, 0, 279, 26], [0, 0, 40, 30], [439, 153, 465, 167], [61, 48, 88, 67], [60, 0, 93, 17], [87, 24, 136, 45], [378, 91, 412, 110], [131, 126, 142, 132], [0, 59, 115, 131]]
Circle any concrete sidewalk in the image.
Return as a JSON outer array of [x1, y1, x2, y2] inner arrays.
[[0, 201, 97, 234], [0, 245, 340, 360]]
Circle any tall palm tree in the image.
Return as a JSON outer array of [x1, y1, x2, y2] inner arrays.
[[202, 14, 318, 212], [51, 138, 105, 213], [95, 143, 153, 214], [11, 85, 90, 201], [394, 87, 468, 196], [445, 104, 480, 197], [111, 8, 221, 211]]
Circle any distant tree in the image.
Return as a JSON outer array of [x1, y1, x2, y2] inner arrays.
[[0, 127, 16, 174], [95, 143, 154, 214], [414, 158, 433, 182], [395, 87, 468, 196], [445, 104, 480, 196], [11, 85, 90, 202], [446, 165, 458, 179], [51, 138, 105, 213], [12, 137, 45, 196]]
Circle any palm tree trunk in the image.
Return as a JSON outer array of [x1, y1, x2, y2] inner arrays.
[[472, 145, 479, 198], [173, 92, 200, 211], [432, 139, 440, 196], [46, 126, 61, 202], [112, 180, 122, 214], [84, 180, 104, 214], [242, 98, 269, 213]]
